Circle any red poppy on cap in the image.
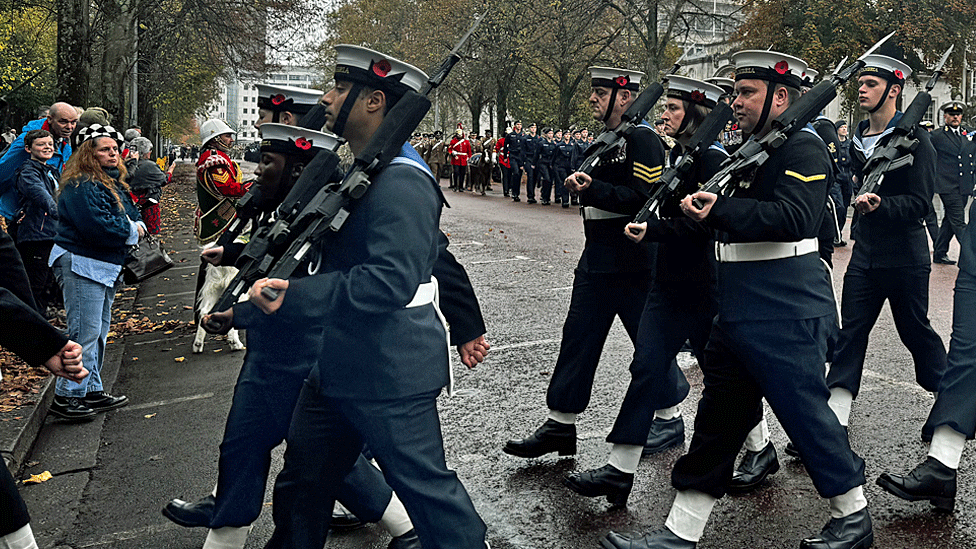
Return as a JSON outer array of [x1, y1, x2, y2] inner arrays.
[[294, 137, 312, 150], [774, 61, 789, 75], [615, 76, 630, 87], [894, 69, 904, 80], [373, 60, 392, 78], [690, 90, 706, 103], [271, 94, 286, 105]]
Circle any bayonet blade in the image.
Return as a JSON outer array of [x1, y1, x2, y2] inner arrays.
[[859, 31, 896, 60], [932, 45, 954, 75], [831, 56, 848, 76], [450, 12, 484, 57]]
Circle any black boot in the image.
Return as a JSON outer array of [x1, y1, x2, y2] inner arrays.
[[564, 464, 633, 507], [162, 495, 215, 528], [876, 456, 956, 512], [331, 502, 365, 530], [502, 419, 576, 458], [601, 528, 696, 549], [643, 416, 684, 456], [388, 528, 422, 549], [799, 508, 873, 549], [728, 442, 779, 494]]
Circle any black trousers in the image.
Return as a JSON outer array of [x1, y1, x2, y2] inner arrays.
[[508, 160, 522, 198], [546, 270, 660, 413], [934, 192, 968, 258], [537, 165, 553, 202], [605, 285, 708, 445], [923, 208, 940, 244], [924, 268, 976, 439], [451, 165, 466, 190], [523, 163, 536, 199], [265, 384, 486, 549], [672, 315, 865, 499], [211, 357, 393, 529], [826, 263, 947, 399], [0, 466, 30, 536], [15, 240, 57, 312], [553, 166, 571, 203]]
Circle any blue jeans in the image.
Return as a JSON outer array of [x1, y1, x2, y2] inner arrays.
[[54, 253, 114, 397]]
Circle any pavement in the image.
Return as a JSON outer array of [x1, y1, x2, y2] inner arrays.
[[6, 168, 974, 549]]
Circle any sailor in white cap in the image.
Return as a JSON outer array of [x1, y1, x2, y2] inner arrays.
[[604, 49, 871, 549], [826, 53, 947, 474], [503, 65, 685, 469], [243, 44, 488, 549], [931, 100, 975, 264], [254, 83, 324, 128]]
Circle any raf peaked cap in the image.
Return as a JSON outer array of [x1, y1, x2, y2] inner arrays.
[[860, 54, 911, 84], [732, 50, 808, 90], [667, 75, 725, 108], [333, 45, 428, 98], [259, 123, 340, 159], [256, 83, 323, 114], [589, 66, 644, 91], [941, 100, 966, 114]]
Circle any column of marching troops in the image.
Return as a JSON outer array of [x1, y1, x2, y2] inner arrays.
[[411, 123, 596, 205], [47, 39, 969, 549]]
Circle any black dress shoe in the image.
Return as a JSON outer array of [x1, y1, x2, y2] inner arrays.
[[799, 508, 873, 549], [541, 200, 550, 205], [562, 203, 570, 208], [643, 416, 684, 456], [162, 495, 214, 528], [388, 528, 421, 549], [512, 196, 521, 202], [527, 198, 537, 204], [564, 464, 634, 506], [49, 396, 96, 423], [331, 502, 365, 530], [502, 419, 576, 458], [601, 528, 696, 549], [876, 456, 956, 512], [728, 442, 780, 494], [784, 441, 800, 457], [83, 391, 128, 412], [934, 255, 957, 265]]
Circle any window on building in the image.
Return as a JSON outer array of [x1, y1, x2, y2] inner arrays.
[[925, 98, 936, 124], [251, 108, 256, 114], [243, 108, 248, 114]]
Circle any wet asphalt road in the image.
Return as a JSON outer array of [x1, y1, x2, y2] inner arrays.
[[18, 173, 974, 549]]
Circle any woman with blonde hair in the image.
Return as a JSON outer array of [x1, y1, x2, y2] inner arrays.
[[48, 124, 145, 422]]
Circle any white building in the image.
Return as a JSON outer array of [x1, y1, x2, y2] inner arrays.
[[202, 65, 323, 142]]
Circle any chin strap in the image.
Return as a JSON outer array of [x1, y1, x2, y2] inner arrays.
[[272, 111, 281, 123], [749, 85, 777, 137], [331, 83, 365, 139], [603, 88, 620, 124], [868, 82, 894, 113]]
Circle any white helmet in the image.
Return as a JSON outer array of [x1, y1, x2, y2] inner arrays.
[[200, 119, 236, 146]]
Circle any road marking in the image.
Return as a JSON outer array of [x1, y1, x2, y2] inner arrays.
[[141, 289, 197, 298], [470, 255, 533, 265], [551, 286, 573, 291], [490, 338, 561, 351], [166, 264, 200, 272], [123, 393, 215, 412], [453, 240, 484, 247], [78, 523, 181, 546], [861, 368, 931, 395]]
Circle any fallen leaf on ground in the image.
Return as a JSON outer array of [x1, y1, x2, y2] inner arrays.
[[23, 471, 52, 484]]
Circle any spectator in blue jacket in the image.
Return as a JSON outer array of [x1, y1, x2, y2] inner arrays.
[[0, 102, 77, 219], [48, 123, 144, 423], [12, 129, 61, 316]]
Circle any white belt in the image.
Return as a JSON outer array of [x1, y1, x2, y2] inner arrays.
[[715, 238, 818, 263], [581, 206, 629, 221], [405, 277, 455, 396]]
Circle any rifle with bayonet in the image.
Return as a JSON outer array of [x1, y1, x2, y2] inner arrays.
[[577, 56, 685, 175], [202, 14, 484, 331], [853, 45, 953, 204], [629, 101, 734, 233], [692, 32, 895, 208]]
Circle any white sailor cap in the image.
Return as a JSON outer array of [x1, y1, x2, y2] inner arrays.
[[588, 66, 644, 91], [859, 54, 911, 84], [256, 83, 323, 114], [333, 45, 428, 98], [705, 77, 735, 95], [666, 75, 724, 108], [259, 123, 340, 159], [731, 50, 808, 90], [802, 68, 819, 88], [941, 100, 966, 114]]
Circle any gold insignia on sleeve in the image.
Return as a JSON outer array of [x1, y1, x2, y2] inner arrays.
[[634, 162, 663, 184], [784, 170, 826, 183]]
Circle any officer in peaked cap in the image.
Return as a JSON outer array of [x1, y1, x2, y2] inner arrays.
[[254, 83, 324, 128], [706, 76, 742, 153], [245, 44, 488, 549], [826, 53, 947, 464], [931, 100, 975, 264], [605, 49, 871, 549], [504, 64, 685, 476]]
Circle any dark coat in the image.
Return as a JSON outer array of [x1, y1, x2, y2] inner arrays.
[[54, 168, 142, 265], [929, 125, 976, 196], [13, 158, 59, 242]]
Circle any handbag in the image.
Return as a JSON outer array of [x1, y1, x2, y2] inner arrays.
[[123, 234, 174, 283]]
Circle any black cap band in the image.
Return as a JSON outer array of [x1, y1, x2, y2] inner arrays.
[[734, 66, 802, 90]]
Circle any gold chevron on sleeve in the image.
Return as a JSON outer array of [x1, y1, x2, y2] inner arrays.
[[634, 162, 663, 183], [784, 170, 826, 183]]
